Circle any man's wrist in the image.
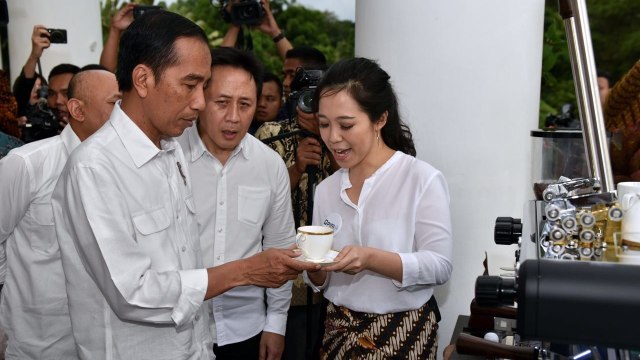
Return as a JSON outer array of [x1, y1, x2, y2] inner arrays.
[[272, 32, 285, 43], [290, 163, 304, 175], [109, 25, 123, 35]]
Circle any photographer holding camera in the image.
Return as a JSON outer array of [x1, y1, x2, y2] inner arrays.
[[12, 25, 50, 116], [12, 25, 79, 143], [220, 0, 293, 60]]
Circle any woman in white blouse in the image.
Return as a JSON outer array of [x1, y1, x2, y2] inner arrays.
[[306, 57, 453, 359]]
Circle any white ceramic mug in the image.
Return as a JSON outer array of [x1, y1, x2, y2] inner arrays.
[[618, 182, 640, 243], [617, 182, 640, 204], [621, 194, 640, 243], [296, 226, 333, 260]]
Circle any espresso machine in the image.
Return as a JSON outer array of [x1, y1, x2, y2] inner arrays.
[[455, 0, 640, 357]]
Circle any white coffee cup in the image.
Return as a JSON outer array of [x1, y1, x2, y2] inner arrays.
[[617, 182, 640, 204], [296, 225, 333, 261], [618, 182, 640, 243]]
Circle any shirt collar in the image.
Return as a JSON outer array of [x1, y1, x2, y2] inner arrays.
[[60, 124, 81, 155], [109, 101, 163, 168], [185, 121, 250, 163], [235, 135, 250, 160], [186, 123, 207, 162]]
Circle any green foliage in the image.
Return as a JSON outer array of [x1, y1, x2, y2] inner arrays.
[[101, 0, 355, 76], [276, 4, 355, 65], [540, 0, 640, 128], [540, 3, 576, 128], [589, 0, 640, 83]]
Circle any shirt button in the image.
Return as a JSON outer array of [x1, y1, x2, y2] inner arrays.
[[195, 313, 200, 321], [217, 228, 222, 233], [216, 256, 221, 260], [181, 246, 186, 252], [219, 201, 224, 206]]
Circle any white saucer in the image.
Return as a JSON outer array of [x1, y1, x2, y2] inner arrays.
[[296, 250, 339, 266]]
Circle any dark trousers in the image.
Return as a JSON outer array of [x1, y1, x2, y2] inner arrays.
[[213, 332, 261, 360], [283, 301, 326, 360]]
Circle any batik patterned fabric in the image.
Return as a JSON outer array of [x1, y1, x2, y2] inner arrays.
[[320, 301, 438, 360], [0, 70, 21, 139]]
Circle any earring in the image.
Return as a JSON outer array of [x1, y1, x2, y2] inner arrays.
[[376, 132, 380, 146]]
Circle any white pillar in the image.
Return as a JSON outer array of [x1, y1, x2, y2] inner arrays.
[[6, 0, 102, 83], [355, 0, 544, 356]]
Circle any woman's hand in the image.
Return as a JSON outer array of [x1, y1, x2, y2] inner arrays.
[[323, 246, 371, 274], [323, 246, 403, 282]]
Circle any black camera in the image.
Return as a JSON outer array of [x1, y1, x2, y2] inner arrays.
[[545, 103, 580, 129], [46, 28, 67, 44], [133, 5, 163, 19], [218, 0, 265, 26], [289, 68, 324, 114], [22, 85, 59, 143]]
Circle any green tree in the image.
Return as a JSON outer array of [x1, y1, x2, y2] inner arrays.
[[100, 0, 355, 76], [540, 0, 640, 128], [540, 3, 576, 127]]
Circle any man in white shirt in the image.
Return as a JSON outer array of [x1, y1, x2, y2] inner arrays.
[[51, 12, 318, 360], [0, 68, 121, 359], [177, 47, 294, 360]]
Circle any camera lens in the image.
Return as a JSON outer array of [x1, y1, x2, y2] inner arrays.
[[297, 90, 315, 114], [50, 30, 63, 42], [240, 6, 256, 19]]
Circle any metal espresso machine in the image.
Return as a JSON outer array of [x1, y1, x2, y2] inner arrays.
[[454, 0, 640, 358]]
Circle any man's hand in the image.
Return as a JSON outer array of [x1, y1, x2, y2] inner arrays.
[[111, 4, 135, 32], [244, 248, 320, 288], [30, 25, 50, 62], [297, 108, 320, 135], [294, 137, 322, 174], [256, 0, 281, 38], [259, 331, 284, 360]]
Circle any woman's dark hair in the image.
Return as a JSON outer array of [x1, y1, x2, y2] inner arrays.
[[314, 57, 416, 156], [116, 11, 208, 92]]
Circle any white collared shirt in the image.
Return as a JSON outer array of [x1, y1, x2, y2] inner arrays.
[[177, 125, 294, 346], [0, 125, 80, 359], [307, 151, 453, 313], [51, 103, 212, 360]]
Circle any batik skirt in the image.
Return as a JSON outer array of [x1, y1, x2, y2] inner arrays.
[[320, 297, 439, 359]]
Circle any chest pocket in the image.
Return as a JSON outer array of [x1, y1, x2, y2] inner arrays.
[[238, 186, 270, 226], [28, 203, 57, 252], [132, 206, 170, 236]]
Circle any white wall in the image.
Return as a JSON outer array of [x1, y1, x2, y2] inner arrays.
[[6, 0, 102, 83], [355, 0, 544, 357]]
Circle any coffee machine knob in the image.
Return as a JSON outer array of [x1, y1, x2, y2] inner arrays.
[[494, 217, 523, 245], [475, 275, 517, 307]]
